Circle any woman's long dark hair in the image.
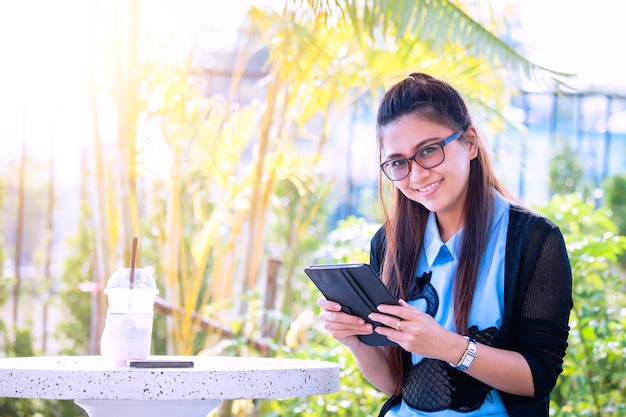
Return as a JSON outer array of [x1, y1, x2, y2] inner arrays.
[[376, 73, 511, 394]]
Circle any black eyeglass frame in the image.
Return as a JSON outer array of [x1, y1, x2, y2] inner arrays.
[[379, 131, 463, 181]]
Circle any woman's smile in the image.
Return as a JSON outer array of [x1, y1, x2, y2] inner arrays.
[[416, 179, 443, 193]]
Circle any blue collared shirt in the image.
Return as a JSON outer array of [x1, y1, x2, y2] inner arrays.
[[387, 191, 510, 416]]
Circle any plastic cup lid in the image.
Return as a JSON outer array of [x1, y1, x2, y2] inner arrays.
[[104, 268, 158, 292]]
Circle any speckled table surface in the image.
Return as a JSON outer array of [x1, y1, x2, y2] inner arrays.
[[0, 355, 340, 417]]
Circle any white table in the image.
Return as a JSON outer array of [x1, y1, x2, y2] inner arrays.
[[0, 355, 340, 417]]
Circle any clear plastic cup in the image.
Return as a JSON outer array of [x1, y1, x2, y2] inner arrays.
[[100, 268, 159, 365]]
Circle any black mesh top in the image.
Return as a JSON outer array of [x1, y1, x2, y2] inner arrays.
[[371, 204, 573, 417]]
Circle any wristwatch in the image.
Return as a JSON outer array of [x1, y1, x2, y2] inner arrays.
[[449, 336, 477, 371]]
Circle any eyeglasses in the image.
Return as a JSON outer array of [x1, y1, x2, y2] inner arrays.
[[379, 131, 462, 181]]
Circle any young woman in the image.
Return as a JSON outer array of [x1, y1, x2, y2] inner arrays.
[[318, 73, 573, 416]]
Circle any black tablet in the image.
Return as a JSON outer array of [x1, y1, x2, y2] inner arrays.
[[305, 263, 399, 346]]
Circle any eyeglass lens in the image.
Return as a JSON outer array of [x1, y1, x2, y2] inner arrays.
[[380, 131, 461, 181], [382, 144, 445, 180]]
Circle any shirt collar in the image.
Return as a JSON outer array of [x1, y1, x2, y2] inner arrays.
[[424, 212, 460, 267], [423, 190, 509, 268]]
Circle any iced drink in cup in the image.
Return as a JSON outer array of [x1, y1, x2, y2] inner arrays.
[[100, 268, 158, 365]]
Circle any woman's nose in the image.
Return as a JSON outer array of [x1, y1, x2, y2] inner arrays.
[[407, 159, 429, 181]]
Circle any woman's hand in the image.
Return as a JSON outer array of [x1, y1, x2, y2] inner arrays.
[[317, 298, 374, 350], [369, 299, 461, 362]]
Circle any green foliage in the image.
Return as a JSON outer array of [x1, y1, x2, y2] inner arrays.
[[0, 176, 4, 279], [536, 194, 626, 417], [604, 173, 626, 234], [55, 227, 95, 355], [312, 216, 381, 264], [604, 173, 626, 268], [1, 322, 36, 357], [0, 323, 41, 416], [548, 134, 589, 196], [0, 276, 8, 308]]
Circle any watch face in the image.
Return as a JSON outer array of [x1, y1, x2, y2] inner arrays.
[[448, 337, 477, 371], [460, 354, 474, 368], [455, 337, 477, 371]]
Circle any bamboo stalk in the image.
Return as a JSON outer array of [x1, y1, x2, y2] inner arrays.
[[41, 137, 56, 353], [12, 135, 26, 324]]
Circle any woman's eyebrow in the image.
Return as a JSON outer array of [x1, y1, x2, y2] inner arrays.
[[382, 137, 440, 159]]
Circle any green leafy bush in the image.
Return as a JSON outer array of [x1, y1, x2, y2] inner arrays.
[[537, 194, 626, 417]]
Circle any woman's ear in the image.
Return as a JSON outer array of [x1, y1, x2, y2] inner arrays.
[[464, 125, 479, 160]]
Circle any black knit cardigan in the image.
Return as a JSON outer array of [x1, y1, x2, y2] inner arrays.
[[370, 204, 573, 417]]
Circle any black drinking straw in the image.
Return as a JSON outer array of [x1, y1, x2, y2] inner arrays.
[[129, 236, 138, 289]]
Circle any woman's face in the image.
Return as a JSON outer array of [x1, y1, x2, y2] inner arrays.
[[380, 115, 478, 225]]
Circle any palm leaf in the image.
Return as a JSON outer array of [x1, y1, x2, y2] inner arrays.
[[305, 0, 572, 88]]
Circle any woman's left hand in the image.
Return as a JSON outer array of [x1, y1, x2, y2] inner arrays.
[[369, 299, 459, 361]]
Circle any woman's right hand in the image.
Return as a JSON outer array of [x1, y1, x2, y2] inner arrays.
[[317, 298, 374, 349], [318, 298, 397, 395]]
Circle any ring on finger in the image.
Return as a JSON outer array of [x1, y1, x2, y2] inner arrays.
[[396, 320, 403, 331]]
